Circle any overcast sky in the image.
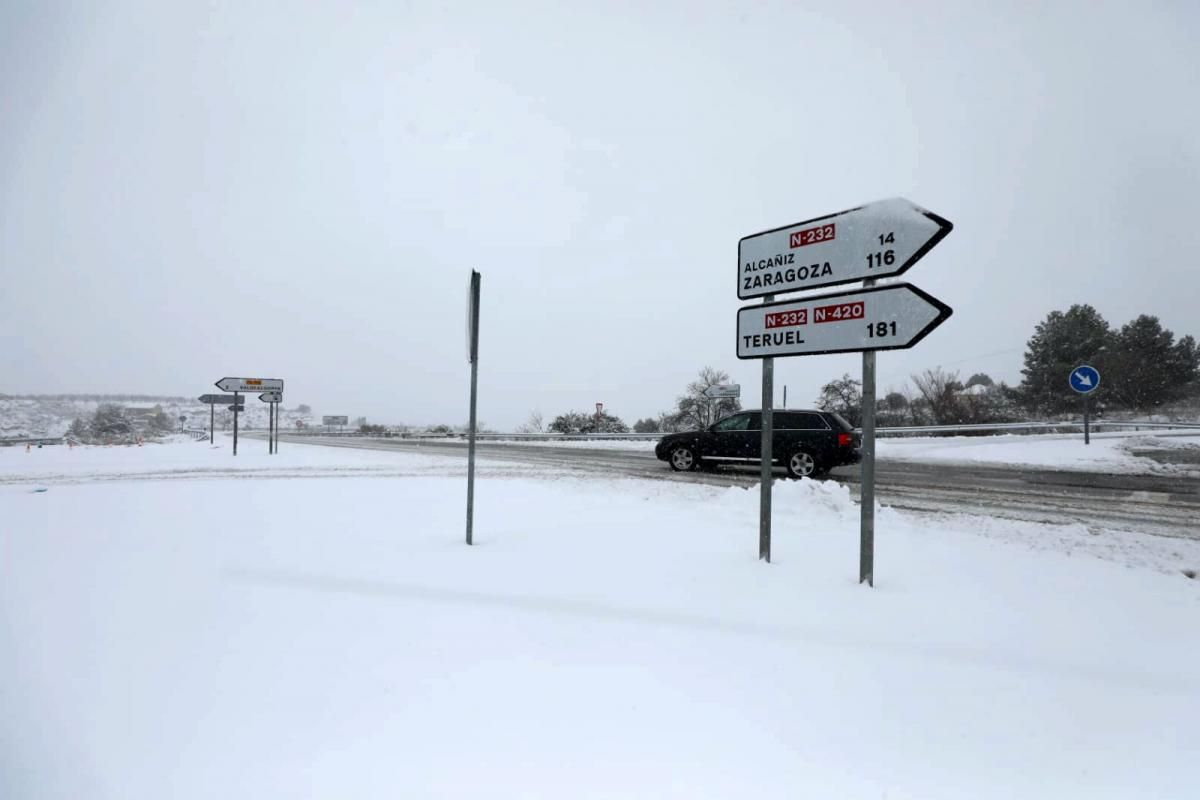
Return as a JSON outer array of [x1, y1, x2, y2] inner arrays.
[[2, 1, 1198, 428]]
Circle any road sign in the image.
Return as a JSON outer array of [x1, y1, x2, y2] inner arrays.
[[1069, 365, 1101, 394], [467, 270, 480, 364], [259, 391, 282, 403], [215, 377, 284, 393], [737, 197, 953, 300], [323, 415, 348, 426], [703, 384, 741, 399], [198, 394, 241, 405], [736, 283, 951, 360]]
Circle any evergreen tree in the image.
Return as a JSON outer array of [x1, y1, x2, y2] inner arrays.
[[549, 410, 629, 434], [632, 417, 661, 433], [91, 404, 132, 436], [1106, 316, 1200, 410], [1018, 305, 1112, 414]]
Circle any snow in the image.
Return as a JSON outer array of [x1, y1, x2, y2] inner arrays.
[[3, 441, 1198, 799], [877, 431, 1200, 473], [425, 431, 1200, 474]]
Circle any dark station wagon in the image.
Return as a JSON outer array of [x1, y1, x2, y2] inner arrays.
[[654, 409, 861, 478]]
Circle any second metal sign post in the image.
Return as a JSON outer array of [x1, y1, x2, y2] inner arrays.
[[736, 198, 953, 584]]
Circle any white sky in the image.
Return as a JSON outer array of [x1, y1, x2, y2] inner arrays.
[[2, 1, 1198, 428]]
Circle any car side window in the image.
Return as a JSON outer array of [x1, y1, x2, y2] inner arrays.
[[712, 414, 750, 432], [795, 413, 829, 430]]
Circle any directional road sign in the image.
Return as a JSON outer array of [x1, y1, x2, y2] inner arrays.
[[736, 283, 952, 360], [738, 197, 953, 300], [215, 377, 284, 393], [1069, 365, 1101, 394], [199, 394, 241, 405], [703, 384, 741, 399], [259, 391, 282, 403], [323, 415, 349, 426]]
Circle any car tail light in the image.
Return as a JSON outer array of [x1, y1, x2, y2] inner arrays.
[[837, 432, 853, 447]]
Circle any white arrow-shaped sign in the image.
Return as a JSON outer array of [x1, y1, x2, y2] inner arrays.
[[737, 283, 952, 360], [215, 377, 284, 393], [703, 384, 741, 399], [259, 391, 283, 403], [738, 197, 953, 300]]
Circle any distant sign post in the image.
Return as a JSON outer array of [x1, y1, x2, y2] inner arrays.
[[465, 270, 481, 546], [322, 415, 348, 432], [199, 393, 241, 444], [260, 391, 282, 454], [215, 378, 284, 456], [1069, 365, 1101, 445], [737, 198, 953, 586]]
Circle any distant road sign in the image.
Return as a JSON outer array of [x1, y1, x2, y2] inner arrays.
[[737, 197, 953, 300], [1069, 365, 1101, 394], [215, 377, 284, 393], [199, 394, 240, 405], [323, 415, 349, 426], [703, 384, 741, 399], [259, 392, 282, 403], [737, 283, 952, 360]]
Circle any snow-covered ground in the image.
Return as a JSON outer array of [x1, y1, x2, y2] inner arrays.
[[435, 431, 1200, 474], [3, 441, 1198, 799]]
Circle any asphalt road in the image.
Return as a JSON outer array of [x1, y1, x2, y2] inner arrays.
[[272, 435, 1200, 540]]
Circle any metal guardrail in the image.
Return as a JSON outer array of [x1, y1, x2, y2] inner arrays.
[[276, 419, 1200, 442]]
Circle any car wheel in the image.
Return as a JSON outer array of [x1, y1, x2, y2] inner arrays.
[[785, 449, 821, 479], [669, 445, 697, 472]]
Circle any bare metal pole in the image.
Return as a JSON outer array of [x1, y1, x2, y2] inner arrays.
[[760, 293, 774, 562], [466, 271, 481, 546], [860, 279, 877, 586], [209, 402, 214, 444], [233, 392, 239, 456]]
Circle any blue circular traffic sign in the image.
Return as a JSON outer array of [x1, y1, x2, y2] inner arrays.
[[1069, 365, 1101, 394]]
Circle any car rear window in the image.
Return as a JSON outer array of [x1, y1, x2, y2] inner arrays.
[[828, 412, 854, 431]]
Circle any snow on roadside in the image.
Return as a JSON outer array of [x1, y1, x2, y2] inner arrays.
[[1, 441, 1197, 798], [419, 431, 1200, 474]]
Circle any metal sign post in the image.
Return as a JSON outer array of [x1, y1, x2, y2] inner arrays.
[[1069, 365, 1101, 445], [859, 280, 877, 586], [260, 392, 282, 454], [760, 297, 774, 562], [200, 394, 241, 444], [466, 270, 481, 546], [232, 392, 239, 456], [736, 198, 953, 584]]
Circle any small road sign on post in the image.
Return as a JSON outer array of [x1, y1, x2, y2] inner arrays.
[[736, 283, 951, 360], [738, 197, 953, 300], [260, 392, 282, 454], [1070, 365, 1101, 445], [198, 394, 240, 444], [703, 384, 741, 399]]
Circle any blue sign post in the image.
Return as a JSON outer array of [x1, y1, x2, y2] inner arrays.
[[1069, 365, 1101, 444]]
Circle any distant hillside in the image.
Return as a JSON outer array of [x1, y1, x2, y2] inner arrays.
[[0, 395, 315, 439]]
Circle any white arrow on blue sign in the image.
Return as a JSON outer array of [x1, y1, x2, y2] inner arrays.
[[1069, 365, 1101, 394]]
